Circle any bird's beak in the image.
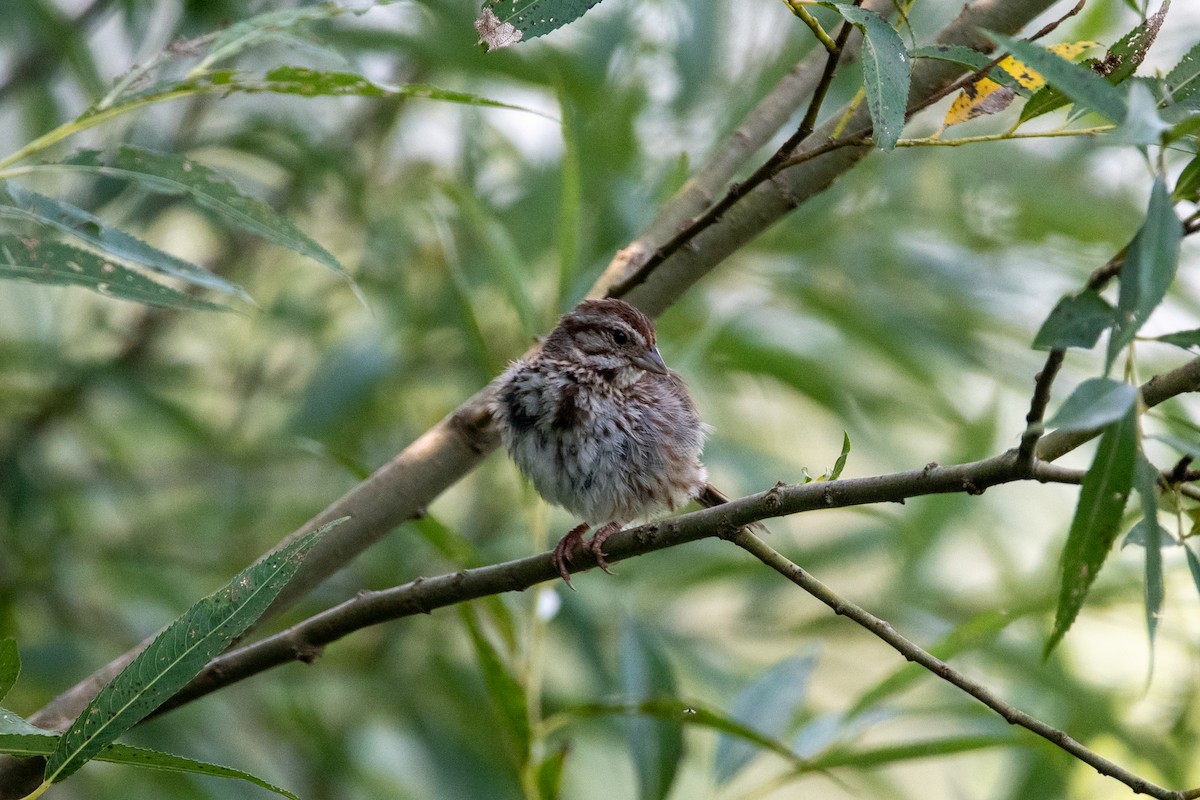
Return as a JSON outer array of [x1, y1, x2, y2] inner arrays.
[[631, 345, 669, 374]]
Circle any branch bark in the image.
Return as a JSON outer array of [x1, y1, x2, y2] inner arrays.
[[0, 0, 1100, 793]]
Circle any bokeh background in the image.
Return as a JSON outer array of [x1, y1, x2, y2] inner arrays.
[[2, 0, 1199, 797]]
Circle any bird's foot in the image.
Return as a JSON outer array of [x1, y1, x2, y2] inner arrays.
[[587, 522, 621, 575], [552, 523, 590, 587]]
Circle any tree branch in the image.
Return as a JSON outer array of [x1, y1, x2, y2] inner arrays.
[[728, 529, 1200, 800]]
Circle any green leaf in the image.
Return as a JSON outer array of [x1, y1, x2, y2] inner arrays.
[[44, 525, 330, 783], [460, 605, 530, 768], [52, 147, 350, 280], [190, 5, 345, 74], [1111, 81, 1169, 146], [911, 44, 1030, 96], [1185, 539, 1200, 602], [0, 720, 299, 800], [0, 707, 46, 739], [0, 181, 248, 299], [1150, 433, 1200, 461], [830, 432, 851, 480], [535, 744, 568, 800], [1097, 2, 1169, 85], [0, 641, 18, 704], [1106, 177, 1182, 372], [714, 653, 815, 784], [571, 699, 804, 770], [819, 4, 911, 150], [1032, 289, 1115, 350], [0, 234, 228, 311], [1151, 327, 1200, 350], [250, 67, 555, 117], [1016, 6, 1165, 125], [619, 621, 682, 800], [911, 44, 993, 71], [805, 734, 1017, 770], [1173, 156, 1200, 203], [988, 32, 1128, 124], [1045, 406, 1138, 657], [1165, 40, 1200, 105], [1045, 378, 1138, 433], [1132, 453, 1164, 656], [475, 0, 604, 50]]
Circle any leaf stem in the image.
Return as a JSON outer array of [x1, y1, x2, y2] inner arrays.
[[783, 1, 839, 53]]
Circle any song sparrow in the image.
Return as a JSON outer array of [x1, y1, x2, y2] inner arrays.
[[492, 298, 729, 584]]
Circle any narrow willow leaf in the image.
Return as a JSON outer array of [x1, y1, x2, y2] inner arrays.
[[619, 621, 683, 800], [56, 147, 348, 279], [0, 181, 247, 299], [1045, 407, 1138, 657], [1165, 40, 1200, 105], [0, 707, 46, 740], [252, 67, 554, 117], [572, 699, 804, 770], [1185, 540, 1200, 602], [830, 432, 851, 480], [0, 641, 17, 703], [1099, 2, 1168, 85], [0, 234, 228, 311], [1045, 378, 1137, 433], [1173, 156, 1200, 202], [1150, 434, 1200, 461], [535, 744, 568, 800], [820, 4, 910, 150], [911, 44, 993, 71], [0, 722, 298, 800], [1133, 454, 1164, 656], [44, 526, 329, 783], [1017, 6, 1165, 124], [190, 4, 345, 75], [1113, 82, 1170, 146], [1150, 328, 1200, 350], [988, 32, 1127, 124], [1032, 289, 1115, 350], [475, 0, 603, 50], [1106, 178, 1183, 372], [806, 734, 1017, 770], [460, 606, 530, 768], [714, 653, 815, 785]]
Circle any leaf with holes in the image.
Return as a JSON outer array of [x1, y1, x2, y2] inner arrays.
[[0, 181, 247, 299], [0, 234, 228, 311], [475, 0, 603, 50], [1018, 5, 1166, 124], [988, 32, 1127, 125]]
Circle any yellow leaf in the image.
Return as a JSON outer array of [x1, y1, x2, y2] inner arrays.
[[941, 41, 1101, 130]]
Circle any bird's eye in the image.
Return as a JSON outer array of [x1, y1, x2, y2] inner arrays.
[[612, 330, 629, 345]]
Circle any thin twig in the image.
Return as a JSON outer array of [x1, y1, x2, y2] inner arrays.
[[1017, 349, 1066, 469], [728, 529, 1200, 800], [606, 0, 865, 299]]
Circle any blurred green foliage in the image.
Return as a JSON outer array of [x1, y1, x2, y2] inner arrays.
[[1, 0, 1199, 798]]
